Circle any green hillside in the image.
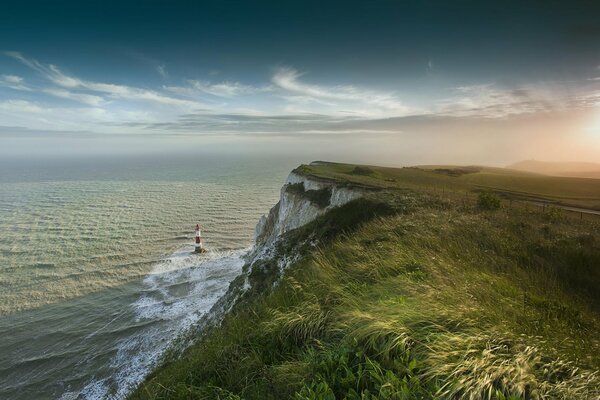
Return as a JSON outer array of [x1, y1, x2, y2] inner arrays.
[[298, 162, 600, 211], [131, 163, 600, 400]]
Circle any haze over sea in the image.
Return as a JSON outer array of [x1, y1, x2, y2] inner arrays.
[[0, 153, 298, 399]]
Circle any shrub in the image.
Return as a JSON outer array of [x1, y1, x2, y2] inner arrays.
[[477, 191, 501, 210], [544, 205, 564, 222], [286, 182, 332, 208], [349, 166, 374, 176]]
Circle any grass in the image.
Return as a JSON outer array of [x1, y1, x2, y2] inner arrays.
[[294, 162, 600, 210], [130, 163, 600, 400]]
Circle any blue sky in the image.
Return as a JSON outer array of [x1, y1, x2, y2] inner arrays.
[[1, 0, 599, 164]]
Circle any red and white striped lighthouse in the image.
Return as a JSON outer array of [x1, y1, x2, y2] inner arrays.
[[195, 224, 205, 253]]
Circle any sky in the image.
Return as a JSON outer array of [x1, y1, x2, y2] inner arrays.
[[1, 0, 600, 165]]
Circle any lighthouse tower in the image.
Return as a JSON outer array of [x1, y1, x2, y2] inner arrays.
[[195, 224, 205, 253]]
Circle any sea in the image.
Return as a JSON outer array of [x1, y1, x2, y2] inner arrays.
[[0, 153, 298, 399]]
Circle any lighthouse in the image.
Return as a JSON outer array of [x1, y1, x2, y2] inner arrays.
[[195, 224, 206, 253]]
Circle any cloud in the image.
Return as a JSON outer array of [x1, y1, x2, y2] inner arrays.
[[4, 52, 204, 109], [157, 64, 168, 78], [0, 99, 153, 133], [42, 88, 105, 106], [427, 59, 434, 73], [116, 111, 351, 133], [578, 90, 600, 107], [279, 95, 336, 107], [3, 51, 48, 75], [271, 67, 412, 116], [435, 84, 563, 118], [0, 99, 46, 113], [165, 80, 271, 98], [0, 74, 31, 91]]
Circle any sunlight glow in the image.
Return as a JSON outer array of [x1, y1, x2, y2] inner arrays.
[[586, 110, 600, 138]]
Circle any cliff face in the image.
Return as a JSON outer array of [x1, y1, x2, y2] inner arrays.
[[254, 171, 362, 249]]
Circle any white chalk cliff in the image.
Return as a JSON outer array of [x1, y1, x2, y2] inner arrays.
[[254, 171, 363, 248]]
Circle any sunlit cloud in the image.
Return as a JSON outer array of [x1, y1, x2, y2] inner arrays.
[[434, 84, 570, 118]]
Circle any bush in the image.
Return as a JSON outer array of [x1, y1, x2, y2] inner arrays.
[[286, 182, 332, 208], [544, 205, 564, 222], [477, 191, 501, 210]]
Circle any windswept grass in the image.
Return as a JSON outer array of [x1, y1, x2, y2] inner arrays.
[[131, 168, 600, 400]]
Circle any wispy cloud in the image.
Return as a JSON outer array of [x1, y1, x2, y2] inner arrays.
[[426, 59, 434, 74], [165, 80, 271, 98], [0, 99, 152, 132], [0, 99, 46, 113], [435, 84, 565, 118], [0, 74, 31, 91], [42, 88, 105, 106], [117, 111, 352, 134], [271, 67, 412, 116], [4, 52, 204, 109], [156, 64, 168, 79]]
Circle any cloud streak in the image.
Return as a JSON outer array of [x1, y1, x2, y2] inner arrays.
[[434, 83, 584, 118], [165, 80, 271, 98], [42, 88, 105, 106], [272, 67, 412, 116]]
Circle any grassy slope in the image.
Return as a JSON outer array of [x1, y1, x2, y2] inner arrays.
[[131, 163, 600, 400]]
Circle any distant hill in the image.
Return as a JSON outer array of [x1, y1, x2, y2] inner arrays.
[[509, 160, 600, 179]]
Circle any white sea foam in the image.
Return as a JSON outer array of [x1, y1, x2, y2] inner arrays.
[[64, 246, 248, 400]]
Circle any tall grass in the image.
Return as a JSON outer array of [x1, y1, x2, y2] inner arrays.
[[426, 332, 599, 400]]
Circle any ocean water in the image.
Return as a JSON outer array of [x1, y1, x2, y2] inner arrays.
[[0, 154, 297, 399]]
